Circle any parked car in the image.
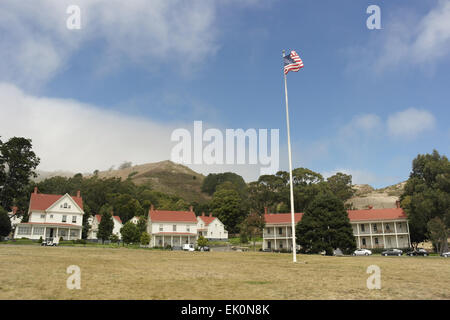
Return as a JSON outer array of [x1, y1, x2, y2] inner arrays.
[[199, 246, 210, 252], [406, 248, 429, 256], [352, 249, 372, 256], [171, 246, 183, 251], [441, 251, 450, 258], [381, 249, 403, 256], [262, 248, 272, 252], [41, 237, 59, 246], [182, 243, 195, 252]]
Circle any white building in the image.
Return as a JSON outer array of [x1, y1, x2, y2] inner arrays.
[[87, 214, 123, 240], [197, 212, 228, 240], [14, 187, 84, 240], [262, 204, 411, 251], [147, 205, 198, 247]]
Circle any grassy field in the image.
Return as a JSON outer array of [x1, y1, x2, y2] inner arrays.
[[0, 245, 449, 300]]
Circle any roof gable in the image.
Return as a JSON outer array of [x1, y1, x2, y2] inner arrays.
[[198, 215, 218, 226], [29, 192, 83, 212]]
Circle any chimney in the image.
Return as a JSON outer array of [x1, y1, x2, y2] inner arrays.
[[209, 213, 212, 217], [76, 190, 81, 198], [34, 187, 38, 194], [189, 206, 193, 212], [368, 205, 373, 210], [264, 207, 268, 215], [395, 200, 400, 209], [202, 212, 205, 216]]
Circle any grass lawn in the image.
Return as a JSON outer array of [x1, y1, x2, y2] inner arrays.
[[0, 245, 449, 300]]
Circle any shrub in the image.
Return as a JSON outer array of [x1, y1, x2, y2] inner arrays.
[[140, 232, 151, 246], [38, 236, 43, 244]]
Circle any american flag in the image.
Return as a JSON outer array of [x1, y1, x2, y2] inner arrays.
[[284, 50, 304, 74]]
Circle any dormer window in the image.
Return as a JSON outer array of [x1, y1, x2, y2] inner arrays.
[[64, 203, 68, 208]]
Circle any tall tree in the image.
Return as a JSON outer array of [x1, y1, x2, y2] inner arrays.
[[239, 211, 265, 251], [326, 172, 355, 202], [296, 192, 356, 255], [400, 150, 450, 248], [0, 206, 12, 240], [121, 221, 140, 245], [0, 137, 40, 210], [201, 172, 247, 197], [427, 217, 449, 254], [210, 182, 248, 233], [97, 211, 114, 243]]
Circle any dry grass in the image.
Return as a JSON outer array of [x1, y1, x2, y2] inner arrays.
[[0, 245, 449, 300]]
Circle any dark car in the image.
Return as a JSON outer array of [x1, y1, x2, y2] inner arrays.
[[406, 248, 429, 256], [381, 249, 403, 256]]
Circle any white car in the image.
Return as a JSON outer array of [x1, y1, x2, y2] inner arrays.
[[441, 252, 450, 258], [182, 244, 195, 252], [352, 249, 372, 256]]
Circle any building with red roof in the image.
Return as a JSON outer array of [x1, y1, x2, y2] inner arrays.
[[262, 201, 411, 251], [147, 205, 198, 247], [197, 212, 228, 240], [14, 187, 84, 241], [87, 214, 124, 240]]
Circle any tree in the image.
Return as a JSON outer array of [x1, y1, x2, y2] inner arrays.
[[427, 217, 449, 254], [97, 211, 114, 243], [140, 232, 151, 246], [136, 216, 147, 234], [326, 172, 355, 202], [240, 212, 265, 251], [121, 221, 140, 245], [210, 182, 248, 233], [400, 150, 450, 247], [197, 235, 208, 248], [110, 233, 120, 245], [0, 206, 11, 240], [0, 137, 40, 210], [296, 192, 356, 255], [201, 172, 247, 196]]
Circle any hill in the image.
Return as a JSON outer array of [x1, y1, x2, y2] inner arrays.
[[90, 160, 210, 204], [347, 182, 406, 209]]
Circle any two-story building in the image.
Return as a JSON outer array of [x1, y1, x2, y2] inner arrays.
[[14, 187, 84, 240], [147, 205, 198, 247], [262, 202, 411, 251], [87, 214, 123, 240], [197, 212, 228, 240]]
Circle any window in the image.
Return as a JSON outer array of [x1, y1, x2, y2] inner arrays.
[[33, 227, 45, 235], [58, 229, 67, 237], [62, 215, 67, 223], [361, 224, 365, 232], [267, 228, 271, 234], [397, 223, 402, 230], [278, 227, 282, 235], [64, 203, 68, 208], [72, 216, 77, 223], [173, 225, 176, 232], [18, 226, 31, 235], [386, 224, 390, 231], [50, 215, 53, 219], [280, 243, 283, 249], [186, 225, 190, 232], [159, 224, 163, 232], [70, 230, 79, 237], [373, 224, 377, 232], [362, 238, 366, 246], [40, 214, 45, 219], [375, 238, 379, 245]]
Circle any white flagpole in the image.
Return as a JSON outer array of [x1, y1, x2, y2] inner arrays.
[[282, 50, 297, 263]]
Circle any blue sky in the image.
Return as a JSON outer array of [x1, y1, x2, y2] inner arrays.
[[1, 0, 449, 187]]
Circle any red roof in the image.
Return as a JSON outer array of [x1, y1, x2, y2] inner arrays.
[[347, 208, 407, 221], [264, 213, 304, 224], [198, 215, 216, 226], [95, 214, 122, 224], [264, 208, 407, 224], [149, 209, 197, 223], [29, 192, 83, 211]]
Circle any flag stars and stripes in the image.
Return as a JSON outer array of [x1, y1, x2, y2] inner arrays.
[[284, 50, 304, 74]]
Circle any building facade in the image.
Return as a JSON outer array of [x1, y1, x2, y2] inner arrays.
[[147, 205, 198, 247], [197, 213, 228, 240], [262, 205, 411, 251], [87, 214, 123, 240], [14, 187, 84, 240]]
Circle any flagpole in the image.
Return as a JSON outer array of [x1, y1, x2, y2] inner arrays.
[[282, 49, 297, 263]]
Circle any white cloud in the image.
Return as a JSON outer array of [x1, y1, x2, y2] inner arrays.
[[387, 108, 436, 139], [0, 0, 225, 87], [0, 83, 275, 181], [376, 1, 450, 70]]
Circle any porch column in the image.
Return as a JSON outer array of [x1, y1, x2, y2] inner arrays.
[[274, 226, 277, 250], [188, 236, 190, 244], [43, 227, 47, 240], [180, 235, 182, 245], [369, 223, 373, 248], [357, 224, 361, 248], [381, 222, 386, 248], [162, 235, 165, 246], [56, 227, 59, 239], [68, 229, 70, 241], [171, 236, 173, 247], [394, 222, 399, 248]]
